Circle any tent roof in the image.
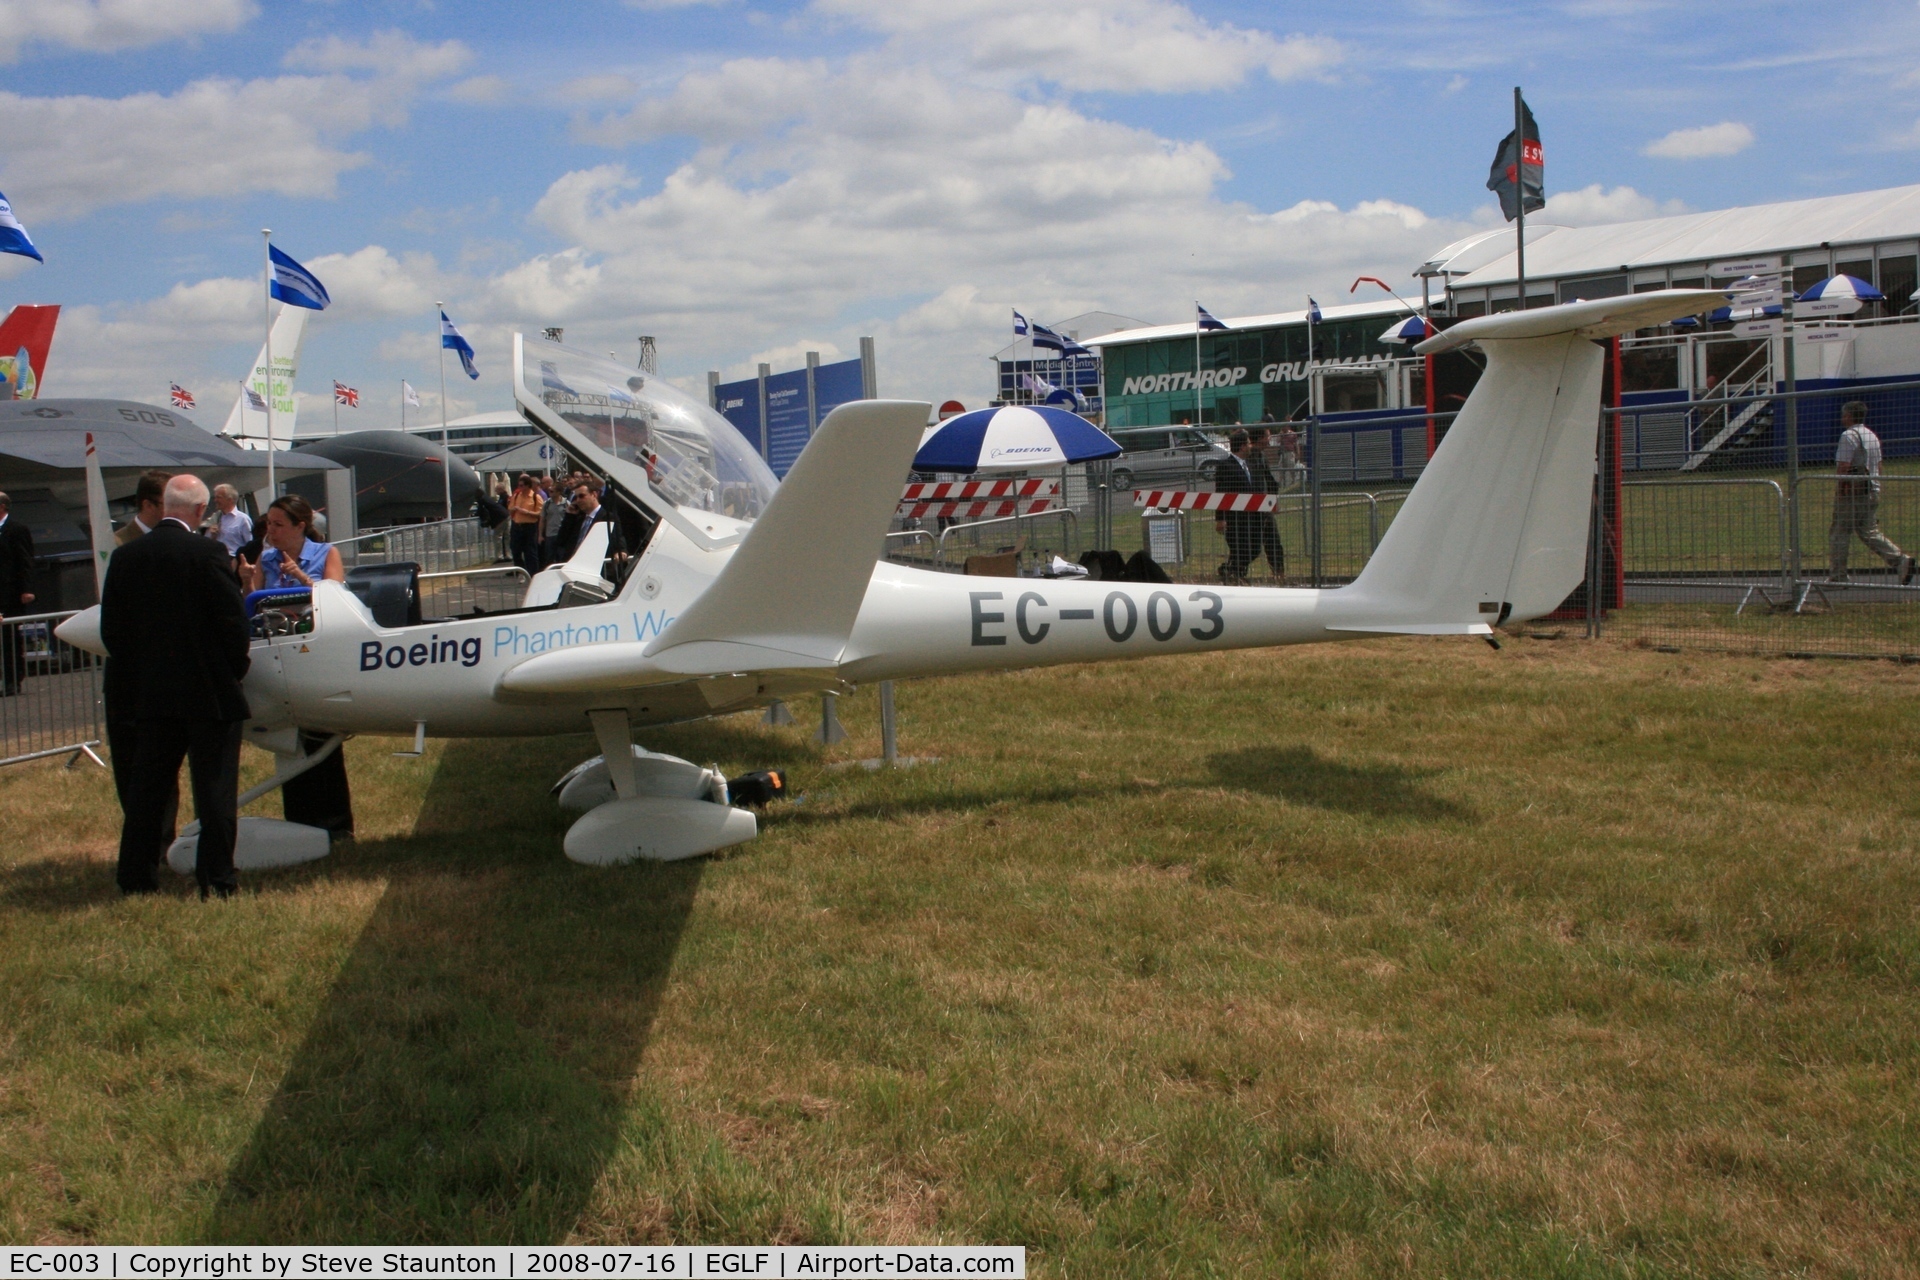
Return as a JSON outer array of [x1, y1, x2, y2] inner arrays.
[[1443, 183, 1920, 289]]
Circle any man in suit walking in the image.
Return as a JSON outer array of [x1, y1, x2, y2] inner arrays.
[[0, 491, 37, 696], [102, 475, 252, 898], [1213, 429, 1257, 585]]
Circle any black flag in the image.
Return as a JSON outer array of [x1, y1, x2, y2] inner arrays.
[[1486, 97, 1544, 221]]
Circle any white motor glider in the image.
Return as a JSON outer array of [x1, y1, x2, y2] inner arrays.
[[58, 290, 1723, 867]]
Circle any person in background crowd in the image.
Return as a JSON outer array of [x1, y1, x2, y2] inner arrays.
[[241, 494, 345, 591], [1276, 421, 1301, 476], [1246, 427, 1286, 581], [0, 491, 37, 696], [1830, 400, 1915, 584], [114, 470, 172, 545], [1213, 428, 1257, 586], [101, 475, 251, 899], [507, 473, 544, 575], [206, 485, 252, 562], [539, 475, 568, 567]]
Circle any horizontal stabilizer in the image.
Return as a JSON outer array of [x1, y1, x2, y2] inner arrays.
[[1415, 288, 1726, 355], [642, 398, 931, 673]]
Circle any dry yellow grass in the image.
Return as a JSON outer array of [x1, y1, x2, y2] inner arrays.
[[2, 635, 1918, 1276]]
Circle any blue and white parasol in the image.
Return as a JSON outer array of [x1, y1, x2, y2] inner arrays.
[[1796, 273, 1883, 316], [913, 404, 1121, 473], [1797, 273, 1883, 303], [1378, 315, 1436, 344]]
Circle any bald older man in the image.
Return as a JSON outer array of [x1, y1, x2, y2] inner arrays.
[[102, 474, 252, 898]]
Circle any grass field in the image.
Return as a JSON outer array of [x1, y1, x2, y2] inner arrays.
[[4, 637, 1920, 1274]]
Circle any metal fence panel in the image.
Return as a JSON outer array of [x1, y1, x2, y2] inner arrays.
[[1, 610, 105, 769]]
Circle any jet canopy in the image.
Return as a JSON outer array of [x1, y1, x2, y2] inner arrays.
[[514, 337, 777, 533]]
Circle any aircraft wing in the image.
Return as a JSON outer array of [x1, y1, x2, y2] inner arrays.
[[642, 397, 930, 673], [496, 397, 929, 695]]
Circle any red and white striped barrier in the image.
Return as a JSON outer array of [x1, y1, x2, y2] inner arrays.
[[902, 478, 1056, 502], [900, 479, 1059, 519], [903, 497, 1057, 519], [1131, 490, 1277, 513]]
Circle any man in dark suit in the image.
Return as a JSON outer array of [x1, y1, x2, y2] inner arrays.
[[102, 475, 252, 898], [0, 491, 37, 695], [553, 480, 627, 566], [1246, 426, 1285, 581], [1213, 429, 1257, 585]]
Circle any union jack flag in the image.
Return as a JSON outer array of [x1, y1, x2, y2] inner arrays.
[[333, 381, 359, 408], [169, 383, 195, 410]]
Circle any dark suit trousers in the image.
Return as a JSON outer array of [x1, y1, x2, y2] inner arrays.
[[107, 716, 179, 848], [1, 615, 25, 693], [117, 718, 243, 896]]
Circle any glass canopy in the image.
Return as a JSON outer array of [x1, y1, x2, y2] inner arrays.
[[516, 338, 777, 525]]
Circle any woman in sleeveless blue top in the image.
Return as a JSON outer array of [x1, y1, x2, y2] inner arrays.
[[244, 494, 345, 591]]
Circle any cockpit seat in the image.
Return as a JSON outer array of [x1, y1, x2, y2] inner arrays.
[[345, 562, 422, 628]]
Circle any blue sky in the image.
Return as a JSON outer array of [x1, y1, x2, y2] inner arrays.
[[3, 0, 1917, 429]]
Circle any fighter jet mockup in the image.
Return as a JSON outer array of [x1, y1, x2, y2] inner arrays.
[[58, 291, 1724, 868]]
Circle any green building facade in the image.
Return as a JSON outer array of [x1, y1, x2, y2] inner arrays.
[[1093, 301, 1424, 429]]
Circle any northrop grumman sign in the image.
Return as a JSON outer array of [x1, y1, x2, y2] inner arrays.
[[1119, 356, 1392, 396]]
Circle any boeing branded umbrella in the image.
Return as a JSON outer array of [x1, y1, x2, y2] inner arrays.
[[913, 404, 1121, 473]]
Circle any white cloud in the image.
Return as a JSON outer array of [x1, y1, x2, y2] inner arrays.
[[815, 0, 1343, 93], [0, 31, 471, 220], [446, 75, 511, 105], [1642, 121, 1754, 159], [527, 58, 1460, 401], [0, 0, 254, 61], [561, 73, 638, 102], [1540, 183, 1690, 225]]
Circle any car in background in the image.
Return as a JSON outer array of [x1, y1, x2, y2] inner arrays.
[[1108, 428, 1235, 492]]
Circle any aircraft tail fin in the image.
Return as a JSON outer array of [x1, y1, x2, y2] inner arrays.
[[1344, 289, 1723, 629], [221, 304, 307, 440], [0, 304, 59, 399], [643, 398, 931, 673]]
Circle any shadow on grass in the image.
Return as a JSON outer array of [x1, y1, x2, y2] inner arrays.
[[206, 735, 708, 1244], [1206, 745, 1472, 822]]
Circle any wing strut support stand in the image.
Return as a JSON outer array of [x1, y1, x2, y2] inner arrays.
[[816, 693, 847, 746], [588, 708, 638, 800]]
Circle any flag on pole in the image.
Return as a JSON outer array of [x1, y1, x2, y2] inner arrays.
[[268, 244, 331, 310], [541, 327, 564, 342], [441, 310, 478, 379], [403, 380, 421, 407], [1027, 319, 1066, 353], [333, 381, 359, 408], [1012, 310, 1031, 337], [1307, 297, 1323, 324], [1196, 303, 1228, 332], [241, 381, 267, 412], [1486, 96, 1545, 221], [0, 191, 43, 262], [170, 383, 196, 410]]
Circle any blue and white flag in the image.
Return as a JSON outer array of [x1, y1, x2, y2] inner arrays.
[[1307, 297, 1323, 324], [1059, 333, 1093, 358], [0, 191, 42, 263], [441, 310, 478, 380], [1027, 319, 1066, 353], [1012, 310, 1031, 337], [241, 381, 268, 412], [268, 244, 330, 310], [1196, 303, 1228, 332]]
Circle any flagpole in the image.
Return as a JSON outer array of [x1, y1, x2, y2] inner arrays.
[[1514, 86, 1527, 310], [436, 303, 452, 524], [1193, 305, 1203, 428], [333, 383, 339, 435], [262, 229, 275, 499]]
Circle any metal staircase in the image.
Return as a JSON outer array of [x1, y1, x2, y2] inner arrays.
[[1680, 342, 1774, 472]]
